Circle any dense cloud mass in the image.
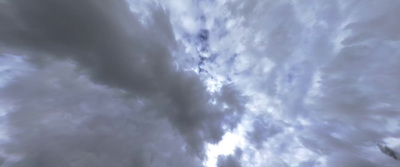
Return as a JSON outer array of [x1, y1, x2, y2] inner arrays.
[[0, 60, 204, 167], [216, 148, 242, 167], [0, 0, 244, 166], [1, 0, 400, 167]]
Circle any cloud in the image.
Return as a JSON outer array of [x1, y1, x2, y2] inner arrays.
[[0, 0, 246, 165], [0, 60, 203, 167], [216, 155, 241, 167], [190, 0, 400, 166], [325, 152, 378, 167], [216, 148, 242, 167], [246, 118, 283, 149], [1, 0, 400, 166]]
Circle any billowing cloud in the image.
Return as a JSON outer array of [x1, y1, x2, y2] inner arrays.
[[216, 148, 242, 167], [0, 0, 246, 166], [0, 60, 203, 167], [1, 0, 400, 166]]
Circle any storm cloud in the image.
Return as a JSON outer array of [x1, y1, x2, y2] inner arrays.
[[0, 0, 244, 166], [1, 0, 400, 167]]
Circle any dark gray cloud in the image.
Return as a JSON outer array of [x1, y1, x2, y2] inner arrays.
[[0, 0, 246, 166], [216, 148, 242, 167], [0, 61, 203, 167], [0, 0, 175, 94], [216, 155, 241, 167]]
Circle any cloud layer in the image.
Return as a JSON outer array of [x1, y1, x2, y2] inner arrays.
[[1, 0, 400, 167], [0, 0, 244, 166]]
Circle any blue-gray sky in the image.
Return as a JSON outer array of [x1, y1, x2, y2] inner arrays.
[[0, 0, 399, 166]]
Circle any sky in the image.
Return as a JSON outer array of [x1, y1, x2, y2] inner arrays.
[[0, 0, 399, 167]]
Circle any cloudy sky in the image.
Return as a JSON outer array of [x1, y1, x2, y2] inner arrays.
[[0, 0, 399, 166]]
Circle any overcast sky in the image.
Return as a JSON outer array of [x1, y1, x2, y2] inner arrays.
[[0, 0, 400, 167]]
